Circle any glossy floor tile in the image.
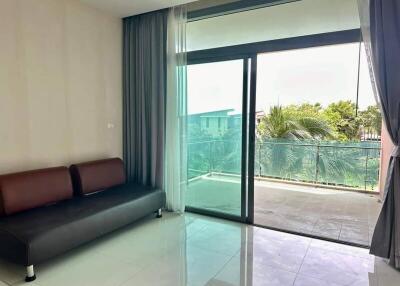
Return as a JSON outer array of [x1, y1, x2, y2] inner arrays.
[[0, 212, 398, 286]]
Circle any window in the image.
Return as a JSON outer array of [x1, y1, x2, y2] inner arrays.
[[185, 0, 381, 244], [188, 0, 360, 51], [256, 43, 376, 113]]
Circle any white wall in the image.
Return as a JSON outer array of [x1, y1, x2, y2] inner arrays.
[[188, 0, 360, 51], [0, 0, 122, 174]]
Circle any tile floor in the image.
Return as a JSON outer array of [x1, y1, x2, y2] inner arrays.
[[0, 212, 398, 286]]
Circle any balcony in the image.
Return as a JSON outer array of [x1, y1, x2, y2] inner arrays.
[[187, 139, 382, 246]]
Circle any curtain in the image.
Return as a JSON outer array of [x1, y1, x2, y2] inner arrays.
[[358, 0, 400, 269], [123, 10, 169, 188], [164, 6, 188, 212]]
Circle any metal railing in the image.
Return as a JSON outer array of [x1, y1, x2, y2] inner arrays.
[[188, 139, 381, 191]]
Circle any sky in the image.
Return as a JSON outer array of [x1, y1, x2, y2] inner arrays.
[[187, 43, 376, 115]]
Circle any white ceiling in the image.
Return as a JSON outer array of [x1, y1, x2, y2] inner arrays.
[[80, 0, 198, 18]]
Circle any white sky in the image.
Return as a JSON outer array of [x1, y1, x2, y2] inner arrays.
[[187, 43, 376, 115]]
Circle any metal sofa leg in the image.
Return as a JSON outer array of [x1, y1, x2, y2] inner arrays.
[[156, 208, 162, 218], [25, 265, 36, 282]]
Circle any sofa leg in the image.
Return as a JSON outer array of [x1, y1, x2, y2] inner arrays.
[[25, 265, 36, 282], [156, 208, 162, 218]]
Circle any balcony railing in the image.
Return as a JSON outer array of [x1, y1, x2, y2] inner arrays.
[[188, 139, 381, 191]]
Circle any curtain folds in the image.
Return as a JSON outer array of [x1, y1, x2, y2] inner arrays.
[[123, 6, 187, 211], [165, 6, 188, 213], [123, 10, 169, 188], [358, 0, 400, 269]]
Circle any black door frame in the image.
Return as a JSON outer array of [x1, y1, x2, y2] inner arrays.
[[188, 0, 300, 22], [186, 29, 363, 229]]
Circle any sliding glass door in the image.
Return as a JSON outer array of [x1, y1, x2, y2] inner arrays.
[[185, 25, 382, 247], [186, 59, 249, 219]]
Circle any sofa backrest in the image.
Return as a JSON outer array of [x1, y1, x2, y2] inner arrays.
[[70, 158, 126, 195], [0, 167, 73, 216]]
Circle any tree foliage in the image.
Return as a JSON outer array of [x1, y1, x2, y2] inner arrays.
[[359, 105, 382, 135], [258, 105, 334, 140], [321, 100, 360, 141], [257, 101, 381, 141]]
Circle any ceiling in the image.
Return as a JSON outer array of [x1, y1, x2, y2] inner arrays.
[[80, 0, 199, 18]]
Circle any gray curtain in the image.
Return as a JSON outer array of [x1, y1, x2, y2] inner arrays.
[[123, 10, 168, 188], [361, 0, 400, 269]]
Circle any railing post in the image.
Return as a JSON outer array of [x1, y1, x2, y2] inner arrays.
[[208, 141, 212, 174], [315, 143, 320, 183], [259, 142, 262, 178], [364, 148, 369, 190]]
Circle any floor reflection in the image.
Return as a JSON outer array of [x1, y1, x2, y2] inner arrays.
[[0, 212, 398, 286], [183, 213, 391, 286]]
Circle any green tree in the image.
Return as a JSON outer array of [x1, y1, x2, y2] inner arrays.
[[284, 103, 323, 118], [258, 105, 333, 140], [187, 123, 213, 178], [322, 100, 360, 141], [255, 104, 365, 186], [359, 105, 382, 135], [188, 123, 212, 142]]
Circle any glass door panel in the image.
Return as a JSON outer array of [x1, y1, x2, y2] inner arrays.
[[186, 59, 245, 217]]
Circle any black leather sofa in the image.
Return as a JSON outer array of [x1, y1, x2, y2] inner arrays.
[[0, 158, 165, 282]]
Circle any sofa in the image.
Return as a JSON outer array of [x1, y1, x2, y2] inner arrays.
[[0, 158, 165, 282]]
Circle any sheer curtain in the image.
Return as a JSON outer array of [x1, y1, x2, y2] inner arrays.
[[358, 0, 400, 269], [165, 5, 188, 213]]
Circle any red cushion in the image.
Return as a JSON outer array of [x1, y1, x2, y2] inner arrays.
[[70, 158, 126, 195], [0, 167, 73, 216]]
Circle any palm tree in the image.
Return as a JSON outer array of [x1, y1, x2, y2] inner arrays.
[[257, 106, 334, 140], [256, 105, 348, 183]]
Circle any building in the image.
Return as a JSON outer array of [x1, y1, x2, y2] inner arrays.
[[188, 109, 241, 138]]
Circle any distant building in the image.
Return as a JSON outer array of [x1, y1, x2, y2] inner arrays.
[[188, 109, 241, 138]]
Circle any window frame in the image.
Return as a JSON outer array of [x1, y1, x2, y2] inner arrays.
[[186, 29, 366, 232], [188, 29, 361, 65]]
